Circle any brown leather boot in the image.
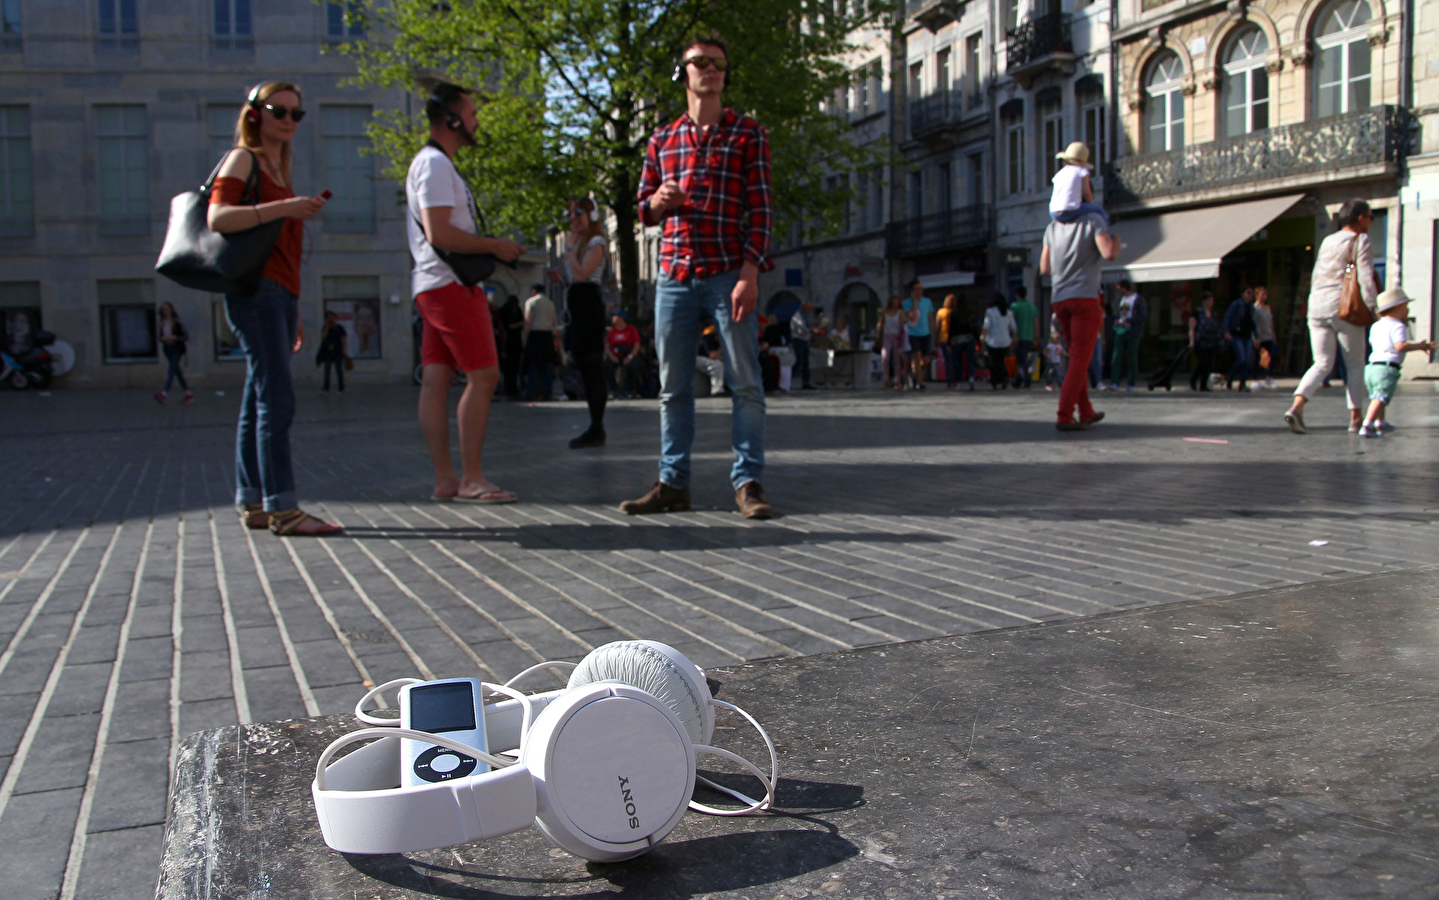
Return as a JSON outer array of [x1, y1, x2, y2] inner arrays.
[[619, 482, 691, 515], [735, 481, 773, 520]]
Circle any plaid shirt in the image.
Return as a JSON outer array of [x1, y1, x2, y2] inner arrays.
[[637, 108, 774, 281]]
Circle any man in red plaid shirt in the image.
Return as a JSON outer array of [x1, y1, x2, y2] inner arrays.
[[619, 33, 776, 520]]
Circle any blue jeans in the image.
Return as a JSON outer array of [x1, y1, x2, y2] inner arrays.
[[1229, 337, 1252, 386], [1088, 332, 1104, 387], [224, 278, 298, 512], [655, 270, 765, 490], [162, 343, 188, 391]]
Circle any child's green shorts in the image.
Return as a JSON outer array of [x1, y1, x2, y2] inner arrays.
[[1364, 362, 1401, 404]]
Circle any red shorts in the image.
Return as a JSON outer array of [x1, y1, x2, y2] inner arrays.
[[415, 281, 498, 373]]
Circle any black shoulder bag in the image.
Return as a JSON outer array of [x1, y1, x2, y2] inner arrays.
[[155, 149, 284, 295], [412, 142, 511, 287]]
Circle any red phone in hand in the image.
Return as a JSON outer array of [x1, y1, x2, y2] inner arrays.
[[319, 190, 333, 200]]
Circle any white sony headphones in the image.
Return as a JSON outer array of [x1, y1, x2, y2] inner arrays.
[[312, 641, 776, 862]]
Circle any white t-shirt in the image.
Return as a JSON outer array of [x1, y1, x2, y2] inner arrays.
[[1050, 164, 1088, 214], [564, 235, 607, 286], [982, 307, 1017, 348], [406, 145, 478, 296], [1369, 316, 1408, 364]]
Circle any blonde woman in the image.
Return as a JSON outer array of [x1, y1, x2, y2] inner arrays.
[[562, 197, 610, 448], [207, 81, 340, 536]]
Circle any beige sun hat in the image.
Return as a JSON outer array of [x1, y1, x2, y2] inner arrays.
[[1376, 287, 1411, 313], [1055, 141, 1093, 170]]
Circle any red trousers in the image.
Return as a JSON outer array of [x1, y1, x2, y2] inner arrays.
[[1053, 297, 1102, 424]]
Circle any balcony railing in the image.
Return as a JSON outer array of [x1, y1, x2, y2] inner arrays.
[[1006, 12, 1072, 70], [887, 204, 990, 259], [1105, 106, 1410, 207], [909, 93, 955, 138]]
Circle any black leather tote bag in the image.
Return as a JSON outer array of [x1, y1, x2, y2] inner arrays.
[[155, 149, 284, 295]]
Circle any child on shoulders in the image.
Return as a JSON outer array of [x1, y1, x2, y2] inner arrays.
[[1050, 141, 1109, 227]]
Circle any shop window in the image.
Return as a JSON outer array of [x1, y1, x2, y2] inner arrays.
[[1078, 81, 1106, 166], [1145, 52, 1184, 153], [1039, 91, 1063, 179], [212, 297, 244, 361], [1315, 0, 1371, 118], [213, 0, 253, 52], [96, 104, 149, 235], [207, 105, 240, 166], [0, 105, 33, 236], [1002, 103, 1025, 196], [964, 33, 983, 110], [321, 106, 375, 233], [99, 279, 156, 363], [322, 276, 382, 359], [1222, 26, 1269, 137], [96, 0, 138, 53], [0, 281, 41, 355]]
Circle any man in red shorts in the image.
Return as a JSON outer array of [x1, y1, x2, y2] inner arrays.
[[407, 82, 525, 501]]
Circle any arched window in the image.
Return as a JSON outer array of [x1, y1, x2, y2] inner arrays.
[[1315, 0, 1371, 117], [1145, 52, 1185, 153], [1222, 26, 1269, 136]]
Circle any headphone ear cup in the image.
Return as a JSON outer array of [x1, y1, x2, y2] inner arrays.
[[567, 641, 713, 746], [246, 107, 260, 125]]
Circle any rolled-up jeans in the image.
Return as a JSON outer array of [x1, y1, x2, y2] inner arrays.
[[224, 277, 298, 512], [655, 269, 765, 490]]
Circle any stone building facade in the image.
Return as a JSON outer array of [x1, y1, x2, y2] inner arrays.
[[0, 0, 544, 389]]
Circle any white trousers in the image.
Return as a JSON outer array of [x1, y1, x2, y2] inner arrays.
[[1295, 314, 1367, 411], [696, 355, 725, 395]]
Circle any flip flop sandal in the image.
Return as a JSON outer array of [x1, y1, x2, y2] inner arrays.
[[269, 509, 343, 536], [240, 504, 270, 530], [455, 490, 518, 504]]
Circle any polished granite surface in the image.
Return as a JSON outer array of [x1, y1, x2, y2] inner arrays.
[[157, 567, 1439, 898]]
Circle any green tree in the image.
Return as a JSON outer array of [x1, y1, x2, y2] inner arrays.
[[334, 0, 891, 313]]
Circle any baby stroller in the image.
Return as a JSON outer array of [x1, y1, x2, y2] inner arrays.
[[1146, 345, 1190, 392]]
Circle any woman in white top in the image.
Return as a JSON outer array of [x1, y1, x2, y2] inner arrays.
[[1284, 200, 1380, 434], [981, 294, 1017, 391], [877, 295, 907, 390], [561, 197, 610, 448]]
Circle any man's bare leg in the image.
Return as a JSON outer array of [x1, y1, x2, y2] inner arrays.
[[419, 363, 460, 496], [456, 366, 508, 497]]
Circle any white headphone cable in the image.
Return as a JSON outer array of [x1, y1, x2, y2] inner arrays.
[[689, 699, 778, 816], [502, 660, 576, 690], [353, 677, 424, 726]]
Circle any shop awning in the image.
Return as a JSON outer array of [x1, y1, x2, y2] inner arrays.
[[1101, 194, 1306, 283], [918, 271, 976, 289]]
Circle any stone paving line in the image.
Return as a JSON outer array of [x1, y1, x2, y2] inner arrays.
[[1, 385, 1439, 899]]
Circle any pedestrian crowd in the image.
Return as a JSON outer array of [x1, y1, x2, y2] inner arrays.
[[154, 39, 1419, 539]]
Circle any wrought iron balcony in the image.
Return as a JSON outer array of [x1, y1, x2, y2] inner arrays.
[[1005, 12, 1073, 86], [887, 204, 990, 259], [907, 0, 964, 32], [1105, 106, 1410, 207], [909, 92, 957, 139]]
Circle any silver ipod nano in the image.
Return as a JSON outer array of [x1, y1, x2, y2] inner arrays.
[[398, 678, 489, 788]]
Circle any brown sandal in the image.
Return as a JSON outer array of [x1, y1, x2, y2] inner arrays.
[[268, 508, 343, 537], [240, 503, 270, 530]]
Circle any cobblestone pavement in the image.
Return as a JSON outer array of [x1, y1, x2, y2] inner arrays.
[[2, 382, 1438, 899]]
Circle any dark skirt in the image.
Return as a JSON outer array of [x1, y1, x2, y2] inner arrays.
[[566, 282, 606, 356]]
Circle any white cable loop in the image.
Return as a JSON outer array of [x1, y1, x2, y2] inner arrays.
[[480, 681, 535, 751], [314, 728, 515, 791], [502, 660, 576, 689], [353, 678, 424, 726], [689, 700, 778, 816]]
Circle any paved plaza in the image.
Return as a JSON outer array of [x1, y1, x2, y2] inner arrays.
[[2, 382, 1438, 899]]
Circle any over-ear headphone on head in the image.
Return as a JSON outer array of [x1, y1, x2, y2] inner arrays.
[[314, 640, 776, 862], [245, 83, 263, 125], [426, 86, 465, 132], [671, 50, 732, 88], [577, 198, 601, 223]]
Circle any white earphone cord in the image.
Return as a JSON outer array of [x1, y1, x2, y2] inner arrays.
[[690, 700, 778, 816], [353, 677, 423, 726]]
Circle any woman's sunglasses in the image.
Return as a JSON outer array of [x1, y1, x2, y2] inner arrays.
[[684, 55, 728, 72], [263, 104, 307, 123]]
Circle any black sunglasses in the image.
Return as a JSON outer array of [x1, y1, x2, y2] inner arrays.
[[263, 103, 307, 123], [683, 55, 728, 72]]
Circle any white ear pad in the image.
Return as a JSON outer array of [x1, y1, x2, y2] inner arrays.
[[522, 681, 695, 862], [567, 641, 715, 746]]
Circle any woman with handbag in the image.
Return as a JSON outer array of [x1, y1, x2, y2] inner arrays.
[[1284, 199, 1380, 434], [207, 81, 341, 536], [154, 302, 194, 406]]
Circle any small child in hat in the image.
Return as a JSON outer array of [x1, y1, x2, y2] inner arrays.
[[1050, 141, 1109, 227], [1359, 287, 1434, 438]]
